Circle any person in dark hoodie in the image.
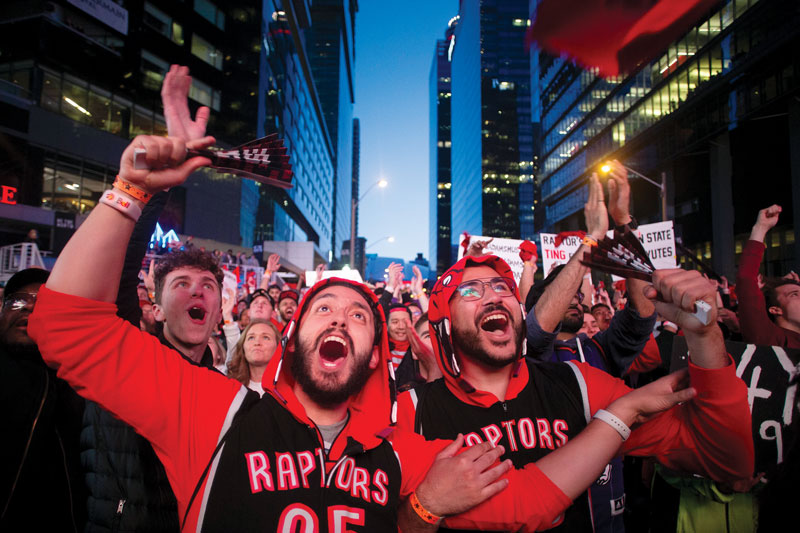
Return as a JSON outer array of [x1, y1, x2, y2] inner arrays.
[[1, 268, 87, 532]]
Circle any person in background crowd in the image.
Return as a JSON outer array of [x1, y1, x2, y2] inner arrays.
[[238, 307, 250, 330], [525, 164, 658, 532], [140, 296, 157, 335], [407, 301, 424, 325], [226, 319, 280, 396], [395, 311, 442, 391], [267, 283, 281, 303], [1, 268, 87, 532], [592, 302, 614, 331], [578, 307, 601, 337], [276, 289, 299, 327], [244, 253, 260, 267], [736, 204, 800, 348], [387, 303, 413, 374]]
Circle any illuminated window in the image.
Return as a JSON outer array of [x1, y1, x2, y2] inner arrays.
[[191, 34, 223, 69], [189, 78, 221, 110]]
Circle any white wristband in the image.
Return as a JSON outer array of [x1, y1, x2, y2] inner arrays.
[[100, 190, 142, 221], [593, 409, 630, 441]]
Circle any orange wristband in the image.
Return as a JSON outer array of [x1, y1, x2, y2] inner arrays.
[[582, 235, 598, 247], [409, 492, 442, 524], [114, 175, 153, 203]]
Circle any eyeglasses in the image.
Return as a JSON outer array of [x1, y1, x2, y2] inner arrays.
[[455, 277, 514, 301], [2, 292, 37, 311]]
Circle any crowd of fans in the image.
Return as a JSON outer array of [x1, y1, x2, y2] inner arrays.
[[1, 65, 796, 532]]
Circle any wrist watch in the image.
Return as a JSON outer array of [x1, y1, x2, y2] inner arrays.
[[615, 215, 638, 232]]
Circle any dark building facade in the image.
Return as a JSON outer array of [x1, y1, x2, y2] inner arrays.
[[351, 116, 360, 240], [429, 18, 456, 276], [535, 0, 800, 278], [0, 0, 262, 250], [449, 0, 536, 251]]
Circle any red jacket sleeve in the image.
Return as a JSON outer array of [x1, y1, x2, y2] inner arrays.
[[28, 287, 245, 524], [625, 334, 661, 375], [575, 360, 753, 483], [735, 240, 800, 347], [391, 429, 571, 532]]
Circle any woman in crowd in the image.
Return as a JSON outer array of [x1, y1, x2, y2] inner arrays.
[[226, 319, 280, 396]]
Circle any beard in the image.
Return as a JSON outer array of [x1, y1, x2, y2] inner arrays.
[[291, 329, 374, 406], [451, 307, 524, 368], [561, 307, 584, 334]]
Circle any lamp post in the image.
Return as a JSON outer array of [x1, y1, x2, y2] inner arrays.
[[350, 178, 388, 273], [366, 236, 395, 250], [600, 163, 667, 221]]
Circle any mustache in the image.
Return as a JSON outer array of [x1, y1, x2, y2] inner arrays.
[[476, 303, 514, 324]]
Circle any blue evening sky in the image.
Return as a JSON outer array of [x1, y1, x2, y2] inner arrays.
[[353, 0, 459, 263]]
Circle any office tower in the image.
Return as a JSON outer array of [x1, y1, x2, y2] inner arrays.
[[535, 0, 800, 276], [449, 0, 537, 250], [429, 18, 457, 276]]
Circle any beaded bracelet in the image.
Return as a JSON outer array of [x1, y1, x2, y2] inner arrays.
[[409, 492, 442, 524], [99, 190, 142, 221], [114, 175, 153, 203]]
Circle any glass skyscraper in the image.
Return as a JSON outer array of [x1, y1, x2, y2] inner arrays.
[[429, 19, 457, 276], [450, 0, 536, 249], [535, 0, 800, 277]]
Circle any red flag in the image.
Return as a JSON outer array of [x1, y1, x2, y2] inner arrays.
[[553, 230, 585, 248], [527, 0, 718, 76], [519, 240, 538, 262]]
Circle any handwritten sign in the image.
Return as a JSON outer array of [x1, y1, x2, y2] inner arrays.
[[539, 233, 583, 277], [627, 220, 676, 270], [456, 234, 526, 284], [306, 269, 364, 286]]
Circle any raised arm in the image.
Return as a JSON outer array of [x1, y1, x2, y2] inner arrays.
[[533, 174, 608, 332]]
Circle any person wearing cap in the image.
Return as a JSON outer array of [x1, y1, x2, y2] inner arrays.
[[395, 182, 752, 531], [276, 288, 299, 326], [29, 134, 741, 531], [1, 268, 87, 531]]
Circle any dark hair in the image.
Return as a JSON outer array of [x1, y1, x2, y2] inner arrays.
[[227, 319, 280, 385], [387, 303, 412, 320], [591, 303, 612, 314], [525, 264, 566, 312], [154, 249, 224, 304], [414, 312, 429, 334], [763, 278, 800, 320]]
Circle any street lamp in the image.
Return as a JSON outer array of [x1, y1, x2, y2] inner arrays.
[[350, 178, 388, 274], [600, 162, 667, 221], [366, 236, 395, 250]]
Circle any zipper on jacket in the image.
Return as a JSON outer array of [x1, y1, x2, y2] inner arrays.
[[111, 499, 126, 533], [55, 428, 78, 533]]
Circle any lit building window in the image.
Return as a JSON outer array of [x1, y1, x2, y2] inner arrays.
[[191, 34, 223, 69]]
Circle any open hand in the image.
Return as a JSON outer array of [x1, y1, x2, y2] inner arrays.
[[415, 435, 511, 517], [605, 160, 631, 226], [162, 65, 209, 141], [266, 253, 281, 273], [606, 368, 696, 427], [584, 174, 609, 240]]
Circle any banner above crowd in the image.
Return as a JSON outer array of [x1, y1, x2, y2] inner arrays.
[[457, 234, 526, 284]]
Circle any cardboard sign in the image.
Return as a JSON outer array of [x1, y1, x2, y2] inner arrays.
[[456, 234, 526, 284], [306, 269, 364, 286], [619, 220, 676, 270], [540, 233, 583, 277], [671, 338, 800, 473]]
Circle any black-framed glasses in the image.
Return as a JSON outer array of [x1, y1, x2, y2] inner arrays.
[[2, 292, 37, 311], [455, 277, 514, 301]]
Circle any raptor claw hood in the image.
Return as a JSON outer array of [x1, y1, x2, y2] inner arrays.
[[263, 277, 395, 453], [428, 255, 525, 389]]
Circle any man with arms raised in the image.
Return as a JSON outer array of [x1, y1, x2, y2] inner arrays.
[[397, 175, 753, 531]]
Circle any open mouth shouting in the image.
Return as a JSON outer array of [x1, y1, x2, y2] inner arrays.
[[479, 309, 512, 340], [318, 334, 350, 371], [187, 305, 207, 324]]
